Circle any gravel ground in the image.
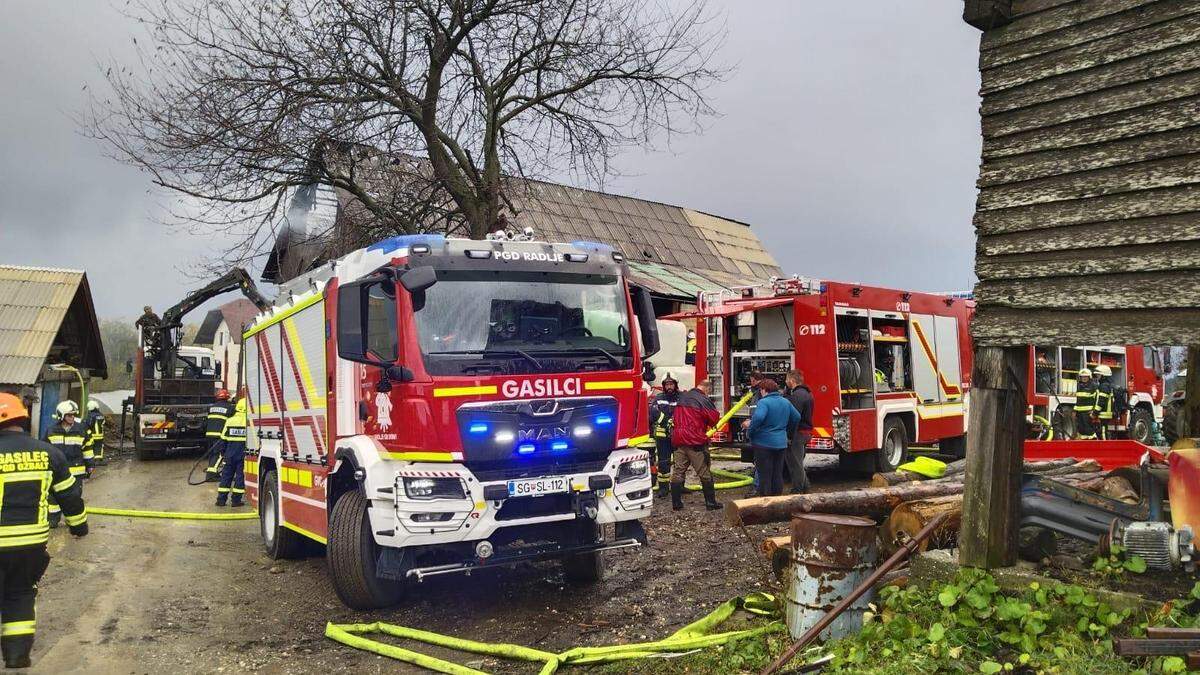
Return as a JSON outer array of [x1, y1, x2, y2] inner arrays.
[[29, 449, 864, 674]]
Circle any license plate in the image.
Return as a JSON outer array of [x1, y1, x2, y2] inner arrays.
[[507, 477, 568, 498], [144, 434, 167, 440]]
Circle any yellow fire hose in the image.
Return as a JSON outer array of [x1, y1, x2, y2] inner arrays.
[[325, 592, 782, 675], [88, 506, 258, 521], [708, 391, 755, 438]]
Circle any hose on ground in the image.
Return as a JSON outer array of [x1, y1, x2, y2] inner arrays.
[[661, 467, 752, 492], [325, 592, 782, 675], [186, 451, 212, 486], [89, 506, 257, 521]]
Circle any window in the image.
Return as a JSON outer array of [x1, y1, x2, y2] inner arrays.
[[365, 281, 398, 362]]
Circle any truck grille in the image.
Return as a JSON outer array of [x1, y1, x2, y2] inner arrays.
[[496, 493, 574, 521], [472, 458, 607, 483]]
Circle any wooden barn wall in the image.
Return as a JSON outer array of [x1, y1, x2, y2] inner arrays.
[[970, 0, 1200, 346]]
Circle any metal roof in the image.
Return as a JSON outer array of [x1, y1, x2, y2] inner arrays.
[[0, 265, 106, 385]]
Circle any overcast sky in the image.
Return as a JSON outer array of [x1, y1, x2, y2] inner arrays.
[[0, 1, 981, 320]]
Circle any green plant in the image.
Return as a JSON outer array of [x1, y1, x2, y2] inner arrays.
[[1092, 544, 1148, 578]]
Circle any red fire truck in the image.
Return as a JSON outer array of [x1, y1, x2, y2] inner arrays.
[[669, 277, 974, 473], [242, 234, 660, 608], [1027, 344, 1165, 444]]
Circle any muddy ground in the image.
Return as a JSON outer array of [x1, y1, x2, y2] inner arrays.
[[30, 450, 864, 674]]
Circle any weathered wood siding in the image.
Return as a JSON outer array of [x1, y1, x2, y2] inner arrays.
[[968, 0, 1200, 346]]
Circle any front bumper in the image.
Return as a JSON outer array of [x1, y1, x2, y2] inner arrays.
[[367, 448, 653, 549]]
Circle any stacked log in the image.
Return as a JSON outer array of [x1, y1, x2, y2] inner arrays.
[[869, 457, 1081, 487]]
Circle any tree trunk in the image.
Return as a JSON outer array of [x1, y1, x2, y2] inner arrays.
[[869, 457, 1079, 487], [960, 346, 1028, 569], [883, 495, 962, 553], [1183, 344, 1200, 438], [726, 480, 969, 525]]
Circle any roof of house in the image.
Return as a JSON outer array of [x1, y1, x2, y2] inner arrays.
[[265, 176, 782, 301], [194, 298, 262, 346], [0, 265, 107, 385]]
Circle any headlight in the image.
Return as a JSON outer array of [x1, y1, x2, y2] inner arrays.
[[403, 477, 466, 500], [616, 459, 650, 483]]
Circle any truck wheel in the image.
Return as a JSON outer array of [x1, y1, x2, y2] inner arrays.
[[1128, 407, 1155, 445], [260, 469, 306, 560], [875, 417, 909, 473], [562, 550, 606, 583], [328, 490, 404, 609], [134, 431, 161, 461], [1051, 405, 1075, 441]]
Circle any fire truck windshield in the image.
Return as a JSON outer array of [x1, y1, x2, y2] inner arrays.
[[414, 271, 633, 375]]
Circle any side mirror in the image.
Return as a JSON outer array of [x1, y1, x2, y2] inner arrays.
[[630, 285, 660, 358], [400, 266, 437, 293], [642, 361, 656, 383], [385, 365, 414, 383]]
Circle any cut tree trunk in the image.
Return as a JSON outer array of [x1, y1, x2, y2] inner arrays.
[[727, 480, 969, 525], [869, 457, 1079, 487], [882, 495, 962, 553]]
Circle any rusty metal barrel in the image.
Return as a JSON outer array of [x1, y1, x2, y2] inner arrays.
[[786, 513, 879, 641]]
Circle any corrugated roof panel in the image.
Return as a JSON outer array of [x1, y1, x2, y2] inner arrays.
[[0, 265, 87, 385]]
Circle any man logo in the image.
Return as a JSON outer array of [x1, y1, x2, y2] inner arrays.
[[517, 427, 569, 442]]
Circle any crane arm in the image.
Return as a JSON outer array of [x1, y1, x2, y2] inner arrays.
[[159, 269, 271, 330]]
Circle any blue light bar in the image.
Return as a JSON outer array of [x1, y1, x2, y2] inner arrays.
[[551, 441, 569, 452], [571, 240, 613, 252], [469, 423, 489, 435], [367, 234, 446, 255], [517, 443, 536, 455], [595, 415, 613, 426]]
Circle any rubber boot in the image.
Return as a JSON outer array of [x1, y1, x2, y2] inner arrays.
[[701, 480, 721, 511], [4, 636, 33, 668], [670, 482, 684, 511], [48, 511, 61, 529], [656, 475, 670, 498]]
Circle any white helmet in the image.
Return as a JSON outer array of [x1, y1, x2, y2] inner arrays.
[[1078, 368, 1092, 379], [1094, 365, 1112, 377], [55, 400, 79, 419], [87, 399, 100, 412]]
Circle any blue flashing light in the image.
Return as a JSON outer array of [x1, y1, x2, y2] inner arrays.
[[571, 240, 613, 252], [551, 441, 569, 452], [517, 443, 536, 455], [469, 423, 489, 435], [367, 234, 446, 255], [595, 415, 613, 426]]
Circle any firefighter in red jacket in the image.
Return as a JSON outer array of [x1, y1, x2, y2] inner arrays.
[[670, 378, 721, 511]]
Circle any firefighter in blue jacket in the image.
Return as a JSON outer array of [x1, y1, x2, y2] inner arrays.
[[204, 389, 233, 482], [42, 401, 92, 527], [215, 398, 247, 507], [0, 393, 87, 668]]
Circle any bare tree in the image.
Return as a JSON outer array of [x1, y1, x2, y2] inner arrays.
[[86, 0, 725, 261]]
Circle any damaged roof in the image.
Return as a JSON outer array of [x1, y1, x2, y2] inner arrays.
[[0, 265, 107, 385]]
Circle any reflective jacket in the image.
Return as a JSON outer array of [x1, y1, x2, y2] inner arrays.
[[649, 392, 679, 440], [83, 410, 104, 453], [43, 421, 91, 476], [1074, 381, 1098, 413], [671, 388, 720, 447], [219, 410, 248, 455], [0, 429, 87, 547], [205, 400, 234, 438], [1096, 379, 1115, 420]]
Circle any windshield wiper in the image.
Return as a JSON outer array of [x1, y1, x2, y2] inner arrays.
[[439, 349, 544, 371], [559, 346, 620, 368]]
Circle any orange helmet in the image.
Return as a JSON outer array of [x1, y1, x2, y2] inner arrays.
[[216, 389, 231, 400], [0, 394, 29, 426]]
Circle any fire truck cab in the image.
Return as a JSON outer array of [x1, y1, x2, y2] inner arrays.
[[1027, 344, 1164, 443], [242, 234, 660, 609], [671, 278, 974, 473]]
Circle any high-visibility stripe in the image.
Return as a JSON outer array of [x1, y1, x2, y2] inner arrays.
[[283, 318, 327, 407], [68, 466, 87, 476], [243, 292, 323, 339], [627, 434, 650, 446], [813, 427, 832, 438], [52, 475, 76, 492], [63, 511, 87, 527], [382, 451, 457, 462], [282, 521, 327, 545], [1, 621, 35, 636], [82, 449, 95, 459], [433, 385, 498, 398], [0, 523, 51, 536], [584, 381, 634, 391], [231, 488, 245, 494], [0, 533, 49, 548], [217, 487, 231, 493]]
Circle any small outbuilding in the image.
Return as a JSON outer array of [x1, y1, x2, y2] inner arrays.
[[0, 265, 107, 436]]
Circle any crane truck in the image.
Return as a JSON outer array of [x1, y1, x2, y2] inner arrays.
[[241, 234, 659, 608], [125, 269, 270, 459]]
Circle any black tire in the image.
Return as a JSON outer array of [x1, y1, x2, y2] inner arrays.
[[562, 550, 606, 583], [1164, 402, 1183, 446], [327, 490, 404, 609], [260, 469, 306, 560], [134, 430, 161, 461], [875, 417, 909, 473], [940, 436, 966, 459], [1128, 407, 1155, 445], [1051, 405, 1075, 441]]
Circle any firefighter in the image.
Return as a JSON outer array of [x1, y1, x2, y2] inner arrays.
[[215, 398, 248, 507], [82, 399, 105, 465], [41, 401, 91, 528], [203, 389, 233, 482], [670, 378, 721, 511], [648, 375, 680, 497], [1073, 368, 1099, 440], [0, 394, 87, 668], [685, 331, 697, 366], [1094, 365, 1115, 439]]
